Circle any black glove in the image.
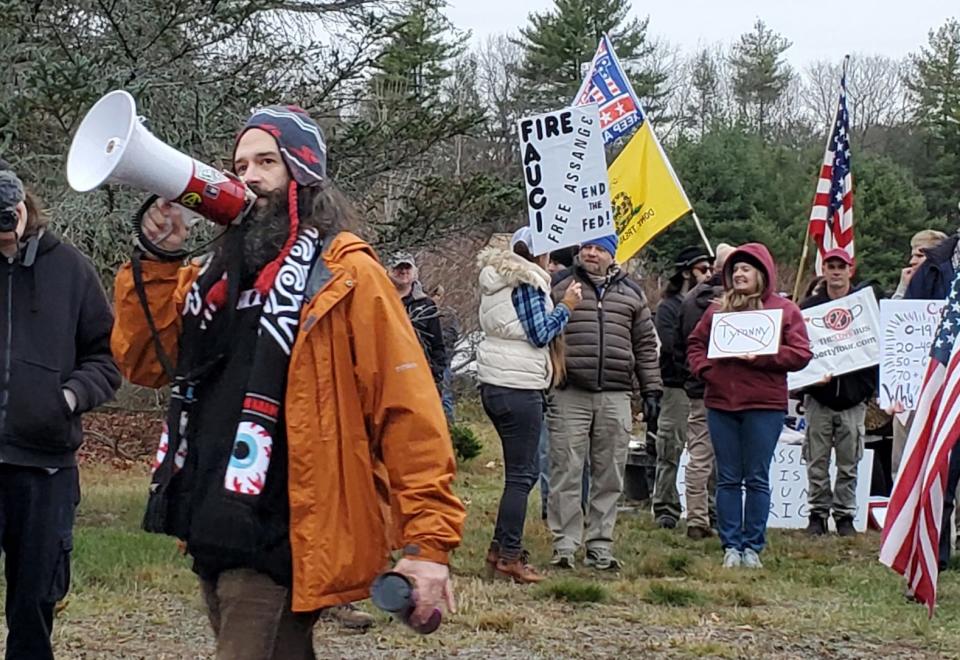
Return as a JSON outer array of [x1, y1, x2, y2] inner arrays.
[[643, 391, 662, 427]]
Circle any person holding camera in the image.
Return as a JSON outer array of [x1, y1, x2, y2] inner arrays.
[[0, 162, 121, 659], [110, 106, 464, 658]]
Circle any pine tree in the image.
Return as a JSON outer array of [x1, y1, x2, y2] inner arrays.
[[515, 0, 665, 114], [729, 20, 793, 137], [905, 18, 960, 223], [372, 0, 467, 104], [688, 48, 722, 136]]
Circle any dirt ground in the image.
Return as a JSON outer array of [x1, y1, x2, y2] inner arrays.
[[5, 409, 958, 659]]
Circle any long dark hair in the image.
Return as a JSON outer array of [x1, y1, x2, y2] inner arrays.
[[297, 180, 360, 240]]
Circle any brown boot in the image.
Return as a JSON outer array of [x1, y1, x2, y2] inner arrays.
[[485, 548, 499, 579], [494, 556, 546, 584]]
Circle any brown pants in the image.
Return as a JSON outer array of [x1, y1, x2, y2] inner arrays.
[[686, 398, 716, 530], [201, 569, 318, 660]]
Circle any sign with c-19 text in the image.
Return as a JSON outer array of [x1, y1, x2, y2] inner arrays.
[[517, 104, 613, 256], [879, 299, 945, 410]]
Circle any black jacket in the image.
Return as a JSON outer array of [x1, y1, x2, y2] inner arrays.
[[906, 234, 958, 300], [679, 275, 723, 399], [655, 292, 685, 388], [799, 283, 878, 411], [0, 232, 121, 468], [403, 282, 446, 384]]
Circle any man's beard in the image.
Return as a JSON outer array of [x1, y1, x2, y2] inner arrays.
[[218, 186, 290, 280]]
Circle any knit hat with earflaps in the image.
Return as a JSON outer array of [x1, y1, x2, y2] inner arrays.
[[206, 106, 328, 308]]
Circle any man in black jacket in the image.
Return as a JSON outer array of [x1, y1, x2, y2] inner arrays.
[[678, 243, 734, 539], [799, 249, 877, 537], [0, 163, 121, 659], [652, 246, 713, 529], [388, 252, 446, 386]]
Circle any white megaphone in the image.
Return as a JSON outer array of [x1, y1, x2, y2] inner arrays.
[[67, 90, 253, 226]]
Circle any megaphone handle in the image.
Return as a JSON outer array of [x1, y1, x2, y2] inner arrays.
[[131, 195, 189, 262]]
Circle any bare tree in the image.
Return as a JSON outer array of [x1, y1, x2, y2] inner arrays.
[[804, 55, 909, 148]]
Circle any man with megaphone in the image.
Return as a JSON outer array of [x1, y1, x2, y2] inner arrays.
[[107, 105, 465, 658], [0, 160, 120, 660]]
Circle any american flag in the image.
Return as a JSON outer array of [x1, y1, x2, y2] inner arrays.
[[879, 270, 960, 615], [808, 69, 854, 275], [573, 34, 644, 145]]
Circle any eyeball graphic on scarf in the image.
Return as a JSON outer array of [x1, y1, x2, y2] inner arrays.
[[152, 420, 187, 475], [223, 421, 273, 496]]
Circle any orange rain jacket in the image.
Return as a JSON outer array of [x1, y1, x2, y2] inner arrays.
[[111, 232, 466, 611]]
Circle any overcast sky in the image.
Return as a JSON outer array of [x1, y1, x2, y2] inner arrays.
[[447, 1, 956, 67]]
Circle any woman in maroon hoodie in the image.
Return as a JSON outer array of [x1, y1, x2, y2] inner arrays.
[[687, 244, 812, 569]]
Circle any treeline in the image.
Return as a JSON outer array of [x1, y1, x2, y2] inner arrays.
[[1, 0, 957, 291]]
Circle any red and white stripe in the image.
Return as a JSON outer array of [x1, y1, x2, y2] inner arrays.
[[808, 160, 854, 274], [880, 353, 960, 615]]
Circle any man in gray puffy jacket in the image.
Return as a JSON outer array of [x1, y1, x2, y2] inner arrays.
[[547, 234, 663, 570]]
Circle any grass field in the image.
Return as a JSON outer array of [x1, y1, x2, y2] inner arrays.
[[6, 400, 960, 658]]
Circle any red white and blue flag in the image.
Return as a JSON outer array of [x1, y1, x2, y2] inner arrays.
[[808, 70, 854, 275], [880, 272, 960, 615], [573, 34, 644, 145]]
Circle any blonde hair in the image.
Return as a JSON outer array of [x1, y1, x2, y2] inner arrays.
[[911, 229, 948, 251], [719, 264, 766, 312]]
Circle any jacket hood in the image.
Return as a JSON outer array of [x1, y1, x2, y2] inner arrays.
[[477, 247, 550, 296], [922, 233, 959, 268], [327, 231, 375, 263], [16, 230, 59, 267], [723, 243, 777, 300]]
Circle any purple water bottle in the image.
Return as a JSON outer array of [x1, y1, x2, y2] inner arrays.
[[370, 571, 442, 634]]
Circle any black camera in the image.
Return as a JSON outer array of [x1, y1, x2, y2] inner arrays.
[[0, 207, 17, 233]]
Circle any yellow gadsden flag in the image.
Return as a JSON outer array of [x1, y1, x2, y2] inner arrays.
[[609, 120, 692, 263]]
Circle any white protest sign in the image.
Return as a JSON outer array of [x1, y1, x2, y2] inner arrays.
[[879, 299, 945, 410], [677, 444, 874, 531], [517, 105, 613, 255], [787, 287, 881, 391], [708, 309, 783, 359]]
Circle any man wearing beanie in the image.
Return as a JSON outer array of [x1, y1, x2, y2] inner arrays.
[[111, 106, 464, 657], [0, 161, 120, 659], [651, 246, 713, 530], [547, 234, 663, 570]]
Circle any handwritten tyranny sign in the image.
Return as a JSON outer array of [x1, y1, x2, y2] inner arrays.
[[707, 309, 783, 358], [517, 105, 613, 255], [879, 299, 945, 410], [678, 444, 874, 531], [788, 287, 881, 391]]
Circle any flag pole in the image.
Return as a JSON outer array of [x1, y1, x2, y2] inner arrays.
[[793, 232, 811, 301], [690, 211, 714, 257]]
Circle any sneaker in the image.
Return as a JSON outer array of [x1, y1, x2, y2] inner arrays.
[[551, 550, 576, 569], [320, 603, 375, 630], [806, 515, 827, 536], [656, 515, 678, 529], [722, 548, 742, 568], [584, 549, 622, 571], [495, 557, 546, 584], [741, 548, 763, 569], [686, 526, 714, 540], [835, 516, 857, 537]]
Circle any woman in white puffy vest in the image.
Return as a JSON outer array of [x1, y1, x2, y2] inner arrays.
[[476, 227, 581, 583]]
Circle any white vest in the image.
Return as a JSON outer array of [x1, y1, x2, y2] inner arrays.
[[475, 248, 554, 390]]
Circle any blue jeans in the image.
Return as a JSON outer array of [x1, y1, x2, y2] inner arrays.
[[482, 385, 544, 561], [539, 425, 588, 519], [707, 409, 784, 553], [441, 367, 455, 423]]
